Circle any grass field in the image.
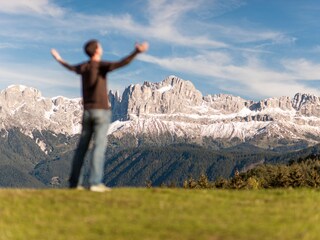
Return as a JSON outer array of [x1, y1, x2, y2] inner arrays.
[[0, 188, 319, 240]]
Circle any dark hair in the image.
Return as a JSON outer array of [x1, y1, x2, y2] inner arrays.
[[84, 39, 99, 57]]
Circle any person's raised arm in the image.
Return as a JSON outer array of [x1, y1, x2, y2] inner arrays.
[[51, 49, 79, 72], [108, 42, 149, 71]]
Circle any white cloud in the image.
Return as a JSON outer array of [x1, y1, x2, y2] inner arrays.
[[146, 0, 197, 25], [0, 43, 19, 49], [0, 63, 81, 96], [0, 0, 64, 17], [141, 0, 228, 48], [0, 0, 318, 100], [36, 0, 228, 48], [283, 58, 320, 80], [0, 0, 292, 50], [139, 53, 320, 98], [195, 21, 297, 47], [118, 0, 295, 50]]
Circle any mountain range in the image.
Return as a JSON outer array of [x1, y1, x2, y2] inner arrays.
[[1, 76, 320, 187]]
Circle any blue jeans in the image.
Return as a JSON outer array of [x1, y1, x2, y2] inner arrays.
[[69, 109, 112, 187]]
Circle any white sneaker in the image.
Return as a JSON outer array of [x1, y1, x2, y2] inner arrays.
[[76, 185, 86, 191], [90, 184, 111, 192]]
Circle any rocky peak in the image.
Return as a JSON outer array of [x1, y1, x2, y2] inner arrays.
[[0, 85, 42, 108], [110, 76, 320, 121], [250, 96, 293, 112], [0, 85, 82, 135], [1, 78, 320, 144], [203, 94, 251, 113], [110, 76, 203, 120], [292, 93, 319, 110], [292, 93, 320, 117]]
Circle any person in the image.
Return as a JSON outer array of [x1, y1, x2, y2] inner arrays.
[[51, 40, 149, 192]]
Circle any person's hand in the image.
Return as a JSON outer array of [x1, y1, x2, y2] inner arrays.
[[135, 42, 149, 53], [51, 49, 63, 62]]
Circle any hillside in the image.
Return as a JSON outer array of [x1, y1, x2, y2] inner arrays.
[[30, 143, 320, 188]]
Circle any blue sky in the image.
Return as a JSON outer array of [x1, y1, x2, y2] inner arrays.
[[0, 0, 320, 100]]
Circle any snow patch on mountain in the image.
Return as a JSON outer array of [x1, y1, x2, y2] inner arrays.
[[157, 84, 173, 93], [36, 138, 47, 154]]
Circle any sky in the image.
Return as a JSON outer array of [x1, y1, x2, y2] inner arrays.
[[0, 0, 320, 100]]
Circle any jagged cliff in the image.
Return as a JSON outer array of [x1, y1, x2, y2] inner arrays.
[[1, 76, 320, 152], [0, 85, 82, 136], [108, 76, 320, 150]]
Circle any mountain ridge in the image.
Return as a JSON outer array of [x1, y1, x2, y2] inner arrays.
[[1, 76, 320, 152]]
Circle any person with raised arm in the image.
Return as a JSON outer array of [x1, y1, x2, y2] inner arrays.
[[51, 40, 149, 192]]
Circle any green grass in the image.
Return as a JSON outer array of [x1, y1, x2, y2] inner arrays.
[[0, 188, 319, 240]]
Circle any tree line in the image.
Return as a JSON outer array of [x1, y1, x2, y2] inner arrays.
[[154, 154, 320, 189]]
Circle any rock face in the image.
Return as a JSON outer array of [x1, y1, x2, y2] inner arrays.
[[250, 96, 293, 111], [109, 75, 320, 150], [292, 93, 320, 117], [1, 76, 320, 152], [0, 85, 82, 136], [110, 76, 320, 122], [204, 94, 251, 114], [110, 76, 203, 120]]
